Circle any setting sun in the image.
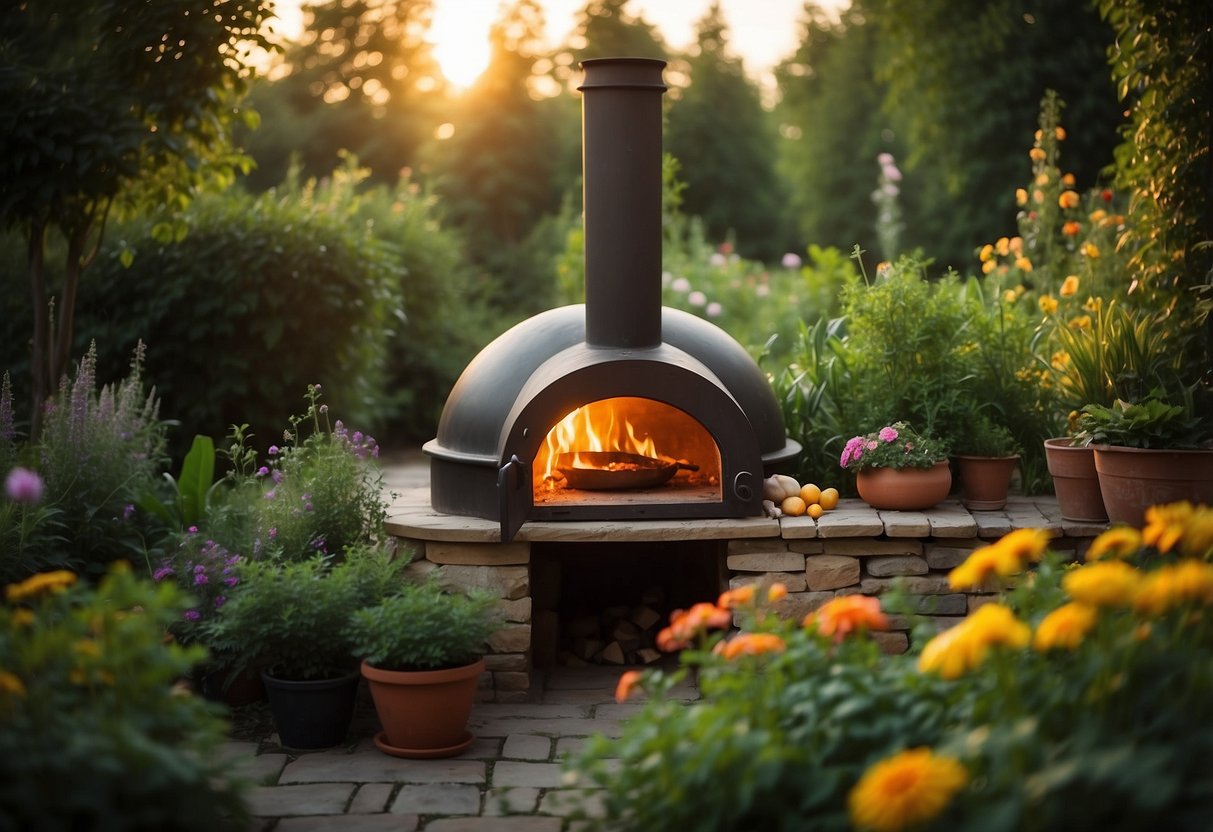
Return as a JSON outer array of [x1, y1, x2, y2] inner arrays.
[[430, 1, 496, 89]]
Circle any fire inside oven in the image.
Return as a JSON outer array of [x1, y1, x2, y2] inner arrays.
[[532, 397, 722, 504]]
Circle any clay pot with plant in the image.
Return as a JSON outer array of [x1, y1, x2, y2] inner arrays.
[[840, 421, 952, 511], [949, 410, 1022, 511], [346, 578, 502, 759]]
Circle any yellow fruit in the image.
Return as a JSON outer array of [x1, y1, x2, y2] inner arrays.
[[819, 487, 840, 511], [799, 483, 821, 505], [807, 503, 824, 519], [781, 496, 807, 517]]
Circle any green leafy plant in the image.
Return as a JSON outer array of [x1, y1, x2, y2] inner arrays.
[[0, 562, 250, 828], [138, 434, 217, 532], [203, 544, 404, 681], [949, 409, 1022, 458], [840, 421, 949, 471], [346, 577, 501, 672], [1072, 396, 1210, 450]]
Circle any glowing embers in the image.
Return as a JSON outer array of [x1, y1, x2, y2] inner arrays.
[[533, 397, 721, 503]]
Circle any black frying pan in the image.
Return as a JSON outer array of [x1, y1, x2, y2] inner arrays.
[[555, 451, 699, 490]]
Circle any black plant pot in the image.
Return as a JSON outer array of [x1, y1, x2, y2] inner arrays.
[[261, 669, 360, 750]]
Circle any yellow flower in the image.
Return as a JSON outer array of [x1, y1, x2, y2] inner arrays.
[[5, 570, 77, 603], [0, 670, 25, 698], [1059, 275, 1080, 296], [1062, 561, 1141, 608], [1082, 242, 1100, 259], [982, 259, 997, 275], [1015, 188, 1028, 206], [1050, 350, 1069, 370], [1035, 172, 1050, 187], [849, 748, 968, 832], [1089, 208, 1107, 223], [1069, 315, 1092, 330], [1059, 190, 1081, 209], [995, 237, 1010, 256], [948, 530, 1047, 590], [1033, 602, 1098, 651], [1134, 560, 1213, 617], [979, 243, 994, 262], [1141, 501, 1194, 553], [1175, 505, 1213, 557], [1009, 236, 1024, 254], [919, 604, 1029, 679], [1029, 147, 1047, 162], [1003, 289, 1017, 303], [1086, 526, 1143, 561], [1038, 294, 1059, 315], [1084, 295, 1102, 313], [1014, 256, 1033, 272], [10, 608, 35, 627]]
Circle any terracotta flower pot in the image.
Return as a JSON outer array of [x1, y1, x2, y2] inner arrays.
[[1043, 438, 1108, 523], [1093, 445, 1213, 526], [855, 461, 952, 511], [361, 658, 485, 759], [953, 455, 1019, 511]]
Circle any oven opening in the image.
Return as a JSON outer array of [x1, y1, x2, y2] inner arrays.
[[531, 396, 722, 506]]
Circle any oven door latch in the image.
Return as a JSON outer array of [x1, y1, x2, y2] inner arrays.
[[498, 454, 530, 542]]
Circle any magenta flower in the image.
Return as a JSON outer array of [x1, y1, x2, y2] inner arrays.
[[4, 467, 43, 504], [879, 426, 899, 443], [840, 436, 865, 468]]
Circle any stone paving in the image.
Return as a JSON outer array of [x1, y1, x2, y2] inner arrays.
[[225, 666, 691, 831]]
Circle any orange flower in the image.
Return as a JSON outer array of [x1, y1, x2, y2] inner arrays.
[[1061, 171, 1075, 185], [1015, 188, 1028, 206], [1014, 256, 1033, 272], [767, 583, 788, 602], [614, 670, 643, 703], [1056, 126, 1067, 140], [1141, 501, 1194, 553], [1085, 526, 1142, 561], [1082, 242, 1100, 259], [1062, 561, 1141, 608], [714, 632, 786, 660], [1062, 221, 1081, 237], [1009, 236, 1024, 254], [995, 237, 1011, 256], [849, 748, 968, 832], [1029, 147, 1046, 162], [979, 243, 995, 262], [1038, 294, 1059, 315], [1134, 560, 1213, 617], [659, 601, 732, 651], [982, 260, 997, 275], [717, 585, 755, 610], [1058, 190, 1081, 209], [656, 626, 689, 652], [1060, 275, 1080, 296], [1089, 208, 1107, 223], [805, 595, 889, 642], [1034, 172, 1050, 187]]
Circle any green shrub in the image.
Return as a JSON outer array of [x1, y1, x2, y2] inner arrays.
[[0, 563, 250, 829], [571, 507, 1213, 830], [71, 165, 402, 460]]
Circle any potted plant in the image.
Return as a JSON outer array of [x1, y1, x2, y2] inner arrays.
[[1072, 395, 1213, 526], [949, 410, 1022, 511], [204, 545, 403, 749], [346, 577, 502, 759], [839, 421, 952, 511]]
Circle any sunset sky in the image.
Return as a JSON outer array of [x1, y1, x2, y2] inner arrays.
[[272, 0, 848, 89]]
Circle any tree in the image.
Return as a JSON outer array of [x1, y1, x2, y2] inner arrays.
[[550, 0, 668, 93], [0, 0, 272, 432], [871, 0, 1122, 268], [666, 3, 789, 261], [240, 0, 446, 188], [775, 2, 892, 262]]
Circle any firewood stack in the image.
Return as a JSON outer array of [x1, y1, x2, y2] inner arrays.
[[557, 587, 668, 667]]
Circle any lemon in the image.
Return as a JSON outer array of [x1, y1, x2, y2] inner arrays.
[[807, 503, 824, 519], [781, 496, 807, 517], [819, 487, 840, 511]]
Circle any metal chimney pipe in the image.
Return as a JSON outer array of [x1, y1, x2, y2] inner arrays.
[[578, 57, 667, 349]]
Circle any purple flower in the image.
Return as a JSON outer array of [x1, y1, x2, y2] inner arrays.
[[879, 426, 899, 443], [153, 565, 175, 583], [183, 610, 201, 622], [194, 572, 209, 586], [256, 466, 270, 477], [224, 577, 239, 587], [187, 525, 199, 534], [4, 468, 44, 504], [213, 595, 226, 608], [122, 503, 135, 521], [268, 445, 279, 456], [781, 252, 803, 269]]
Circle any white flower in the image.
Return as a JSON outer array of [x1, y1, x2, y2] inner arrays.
[[781, 252, 802, 269], [709, 253, 727, 267], [706, 302, 723, 318], [688, 291, 707, 307], [671, 276, 691, 293]]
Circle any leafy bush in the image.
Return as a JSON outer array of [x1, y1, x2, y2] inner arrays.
[[204, 544, 405, 681], [68, 164, 403, 459], [0, 563, 250, 829], [346, 578, 501, 672], [571, 504, 1213, 830]]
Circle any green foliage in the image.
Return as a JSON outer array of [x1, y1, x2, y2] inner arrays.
[[571, 521, 1213, 831], [67, 162, 403, 457], [666, 5, 790, 261], [1073, 396, 1210, 450], [204, 545, 405, 681], [346, 578, 501, 672], [138, 435, 217, 533], [251, 385, 388, 561], [950, 410, 1022, 458], [1099, 0, 1213, 303], [0, 563, 250, 829], [0, 0, 273, 427]]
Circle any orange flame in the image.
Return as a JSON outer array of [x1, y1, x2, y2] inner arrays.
[[539, 399, 661, 480]]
